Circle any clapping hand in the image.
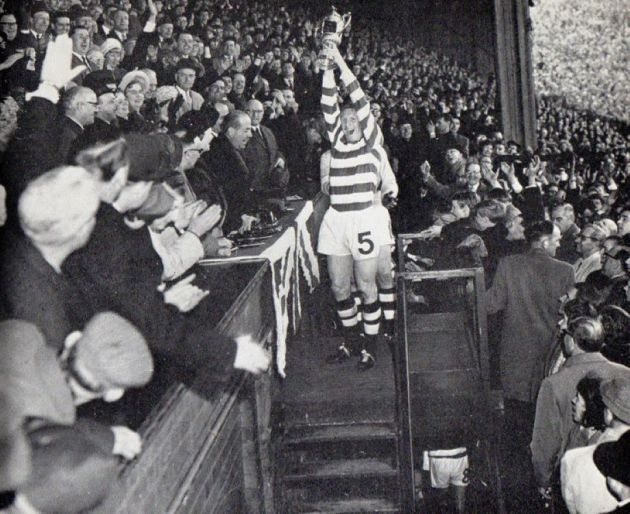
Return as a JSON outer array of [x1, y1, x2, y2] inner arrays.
[[458, 234, 488, 258], [481, 160, 499, 185], [500, 161, 516, 180], [163, 274, 209, 312], [187, 204, 222, 238], [172, 199, 206, 230], [526, 155, 541, 179]]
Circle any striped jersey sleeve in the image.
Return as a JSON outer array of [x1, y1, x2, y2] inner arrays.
[[321, 70, 342, 146], [339, 68, 383, 150]]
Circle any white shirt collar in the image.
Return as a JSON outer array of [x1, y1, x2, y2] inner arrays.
[[176, 85, 191, 101]]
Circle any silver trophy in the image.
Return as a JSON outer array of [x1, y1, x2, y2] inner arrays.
[[318, 6, 351, 70]]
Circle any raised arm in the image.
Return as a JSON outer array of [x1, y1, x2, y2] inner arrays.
[[329, 45, 382, 149], [321, 68, 341, 145]]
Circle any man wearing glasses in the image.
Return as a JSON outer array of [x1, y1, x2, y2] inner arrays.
[[59, 86, 98, 164], [0, 13, 18, 44], [573, 224, 606, 284]]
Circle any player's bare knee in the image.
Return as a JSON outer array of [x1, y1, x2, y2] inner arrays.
[[356, 280, 378, 303], [330, 280, 351, 300]]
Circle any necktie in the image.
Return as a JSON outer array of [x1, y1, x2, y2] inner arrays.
[[82, 56, 91, 72]]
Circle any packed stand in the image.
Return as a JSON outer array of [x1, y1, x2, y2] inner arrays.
[[531, 0, 629, 122], [0, 0, 628, 512]]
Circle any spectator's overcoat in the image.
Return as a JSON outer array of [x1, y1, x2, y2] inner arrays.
[[530, 352, 628, 487], [487, 248, 575, 402]]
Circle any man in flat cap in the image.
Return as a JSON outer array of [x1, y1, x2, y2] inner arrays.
[[0, 314, 153, 458], [7, 425, 119, 513], [561, 374, 630, 514]]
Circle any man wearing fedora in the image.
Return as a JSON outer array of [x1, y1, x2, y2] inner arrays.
[[561, 374, 630, 514]]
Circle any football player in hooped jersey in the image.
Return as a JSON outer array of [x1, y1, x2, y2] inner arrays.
[[318, 45, 398, 371]]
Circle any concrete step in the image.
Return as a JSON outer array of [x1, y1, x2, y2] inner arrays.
[[297, 497, 399, 513], [285, 423, 396, 445], [285, 457, 397, 482]]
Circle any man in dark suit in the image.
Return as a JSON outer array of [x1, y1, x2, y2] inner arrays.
[[70, 26, 93, 84], [201, 110, 258, 233], [427, 112, 467, 182], [243, 99, 288, 197], [551, 203, 581, 263], [487, 220, 575, 405], [272, 61, 296, 92], [268, 90, 306, 190], [71, 72, 121, 159], [450, 116, 470, 158], [16, 2, 50, 60], [108, 9, 130, 42], [228, 72, 248, 110], [58, 86, 97, 164]]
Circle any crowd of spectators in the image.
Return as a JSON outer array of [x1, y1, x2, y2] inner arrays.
[[531, 0, 629, 122], [0, 0, 628, 512]]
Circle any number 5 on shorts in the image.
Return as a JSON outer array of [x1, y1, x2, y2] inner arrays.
[[358, 231, 374, 255]]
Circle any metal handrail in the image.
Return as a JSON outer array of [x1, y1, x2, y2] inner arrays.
[[392, 264, 504, 513]]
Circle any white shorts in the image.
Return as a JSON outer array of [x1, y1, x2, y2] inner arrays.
[[422, 448, 469, 488], [317, 204, 394, 260]]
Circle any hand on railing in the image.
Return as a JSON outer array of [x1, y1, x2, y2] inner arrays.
[[415, 224, 442, 240], [162, 274, 209, 312], [111, 426, 142, 460], [233, 335, 271, 375], [239, 214, 259, 234]]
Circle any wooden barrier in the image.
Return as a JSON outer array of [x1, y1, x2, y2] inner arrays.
[[91, 194, 327, 513]]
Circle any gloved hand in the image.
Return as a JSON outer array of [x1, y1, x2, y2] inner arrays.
[[40, 34, 86, 90]]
